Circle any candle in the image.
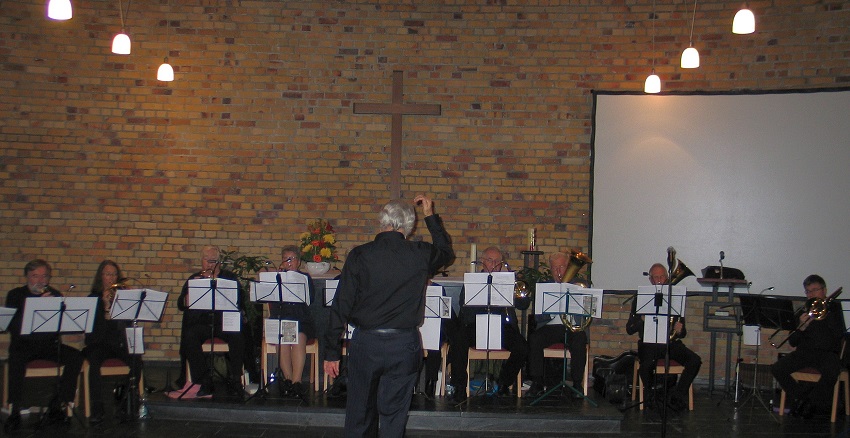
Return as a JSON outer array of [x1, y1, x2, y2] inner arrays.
[[528, 228, 536, 251], [469, 243, 477, 273]]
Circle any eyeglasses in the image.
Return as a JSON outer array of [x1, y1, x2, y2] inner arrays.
[[805, 286, 824, 294]]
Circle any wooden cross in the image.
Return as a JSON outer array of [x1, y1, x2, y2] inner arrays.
[[353, 70, 441, 200]]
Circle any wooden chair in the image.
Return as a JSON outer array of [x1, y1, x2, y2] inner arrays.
[[466, 347, 522, 398], [3, 359, 81, 413], [82, 357, 144, 418], [542, 343, 591, 395], [631, 358, 694, 410], [261, 334, 320, 392], [186, 337, 234, 384], [778, 367, 850, 422], [423, 342, 449, 396]]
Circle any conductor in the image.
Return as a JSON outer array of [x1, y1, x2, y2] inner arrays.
[[323, 195, 454, 437]]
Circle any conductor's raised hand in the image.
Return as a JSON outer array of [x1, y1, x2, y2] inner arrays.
[[414, 194, 434, 217]]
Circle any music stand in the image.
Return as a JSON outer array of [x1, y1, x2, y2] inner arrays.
[[0, 307, 15, 332], [20, 296, 97, 425], [183, 278, 240, 399], [110, 288, 167, 420], [737, 295, 794, 418], [250, 271, 310, 398], [630, 285, 686, 413], [529, 283, 601, 407], [463, 272, 514, 397]]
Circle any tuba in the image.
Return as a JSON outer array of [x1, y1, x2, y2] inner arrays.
[[667, 260, 694, 341], [558, 251, 594, 332]]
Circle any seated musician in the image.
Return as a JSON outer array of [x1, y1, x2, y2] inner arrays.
[[83, 260, 143, 424], [449, 246, 528, 402], [268, 245, 316, 398], [168, 245, 245, 399], [626, 262, 701, 412], [526, 252, 588, 399], [4, 259, 84, 431], [770, 274, 844, 418]]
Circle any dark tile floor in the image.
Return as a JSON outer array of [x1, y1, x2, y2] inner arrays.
[[4, 362, 850, 437]]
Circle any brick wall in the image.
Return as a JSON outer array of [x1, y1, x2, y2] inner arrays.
[[0, 0, 847, 382]]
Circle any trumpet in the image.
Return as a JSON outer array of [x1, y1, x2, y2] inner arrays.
[[669, 316, 683, 341], [769, 287, 843, 349]]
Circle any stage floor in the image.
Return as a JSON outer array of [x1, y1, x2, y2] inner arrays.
[[3, 362, 849, 437]]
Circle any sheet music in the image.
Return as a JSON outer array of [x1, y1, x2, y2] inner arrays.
[[0, 306, 16, 332], [841, 300, 850, 333], [187, 278, 239, 311], [264, 318, 300, 345], [325, 280, 339, 307], [566, 288, 604, 318], [420, 317, 441, 351], [20, 296, 98, 335], [111, 289, 167, 322], [644, 314, 670, 344], [743, 324, 761, 346], [425, 296, 451, 319], [475, 313, 502, 349], [534, 282, 569, 315], [635, 285, 686, 316], [221, 311, 241, 332], [463, 272, 514, 307], [253, 271, 311, 305], [125, 326, 145, 354]]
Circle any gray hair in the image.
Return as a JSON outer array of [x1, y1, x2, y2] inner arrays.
[[379, 200, 417, 236]]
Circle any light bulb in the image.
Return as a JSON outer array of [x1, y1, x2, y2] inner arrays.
[[157, 59, 174, 82], [681, 46, 700, 68], [644, 73, 661, 94], [112, 33, 131, 55], [47, 0, 73, 20], [733, 8, 755, 34]]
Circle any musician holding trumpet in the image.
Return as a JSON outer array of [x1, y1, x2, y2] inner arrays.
[[770, 275, 844, 419]]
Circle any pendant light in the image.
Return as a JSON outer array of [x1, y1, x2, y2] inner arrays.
[[680, 0, 700, 68], [47, 0, 72, 20], [645, 0, 660, 93], [157, 20, 174, 81], [733, 3, 755, 34], [111, 0, 132, 55]]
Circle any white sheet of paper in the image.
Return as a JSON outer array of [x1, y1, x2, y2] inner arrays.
[[644, 314, 670, 344], [842, 301, 850, 333], [125, 326, 145, 354], [426, 285, 443, 296], [264, 318, 299, 345], [20, 296, 98, 335], [0, 306, 16, 332], [635, 285, 686, 316], [325, 280, 339, 306], [475, 313, 502, 350], [566, 288, 604, 318], [187, 278, 239, 311], [425, 296, 452, 319], [743, 324, 761, 346], [534, 282, 569, 315], [256, 271, 310, 305], [221, 311, 241, 332], [110, 289, 167, 322], [464, 272, 514, 307], [420, 317, 441, 351]]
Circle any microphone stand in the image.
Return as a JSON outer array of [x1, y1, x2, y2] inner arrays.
[[660, 258, 676, 438]]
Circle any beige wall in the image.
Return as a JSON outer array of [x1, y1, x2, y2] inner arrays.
[[0, 0, 846, 379]]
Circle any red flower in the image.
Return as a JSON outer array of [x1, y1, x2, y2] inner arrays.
[[313, 254, 322, 263]]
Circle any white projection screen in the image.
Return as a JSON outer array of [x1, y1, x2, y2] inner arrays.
[[590, 90, 850, 296]]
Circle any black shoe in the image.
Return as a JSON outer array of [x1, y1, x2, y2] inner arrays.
[[525, 382, 546, 398], [496, 383, 512, 397], [291, 381, 305, 398], [423, 379, 436, 397], [196, 384, 214, 399], [452, 390, 468, 404], [570, 384, 585, 400], [5, 408, 21, 432], [278, 379, 293, 397], [668, 393, 688, 413]]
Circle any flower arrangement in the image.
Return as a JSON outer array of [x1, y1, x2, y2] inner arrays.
[[299, 219, 339, 263]]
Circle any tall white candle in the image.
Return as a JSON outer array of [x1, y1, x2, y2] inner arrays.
[[470, 243, 477, 273]]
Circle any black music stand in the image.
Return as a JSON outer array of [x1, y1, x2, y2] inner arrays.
[[110, 288, 167, 420], [529, 283, 601, 407], [462, 271, 514, 399], [20, 296, 97, 426], [737, 295, 795, 417], [182, 278, 240, 399], [250, 270, 310, 399], [322, 279, 353, 398]]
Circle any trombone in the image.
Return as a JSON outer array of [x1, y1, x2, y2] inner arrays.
[[768, 287, 843, 349]]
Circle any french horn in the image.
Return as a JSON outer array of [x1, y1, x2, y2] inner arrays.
[[558, 251, 593, 332]]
